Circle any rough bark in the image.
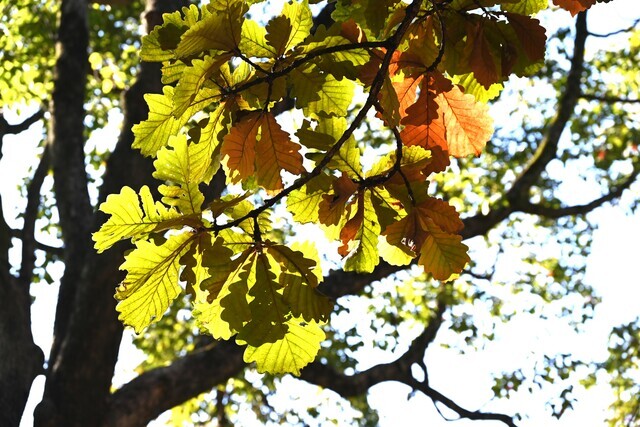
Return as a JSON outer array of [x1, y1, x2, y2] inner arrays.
[[34, 0, 186, 426], [0, 251, 44, 427], [0, 112, 45, 427]]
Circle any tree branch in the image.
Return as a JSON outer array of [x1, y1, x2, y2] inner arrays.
[[581, 93, 640, 104], [506, 12, 588, 206], [520, 166, 640, 219], [105, 341, 245, 427], [18, 147, 51, 288], [407, 379, 518, 427], [0, 109, 45, 138], [36, 1, 189, 426], [45, 0, 93, 376], [587, 17, 640, 38]]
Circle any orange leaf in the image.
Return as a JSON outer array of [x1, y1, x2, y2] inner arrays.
[[400, 73, 451, 154], [416, 198, 464, 234], [401, 72, 451, 127], [318, 174, 358, 226], [221, 112, 261, 184], [381, 209, 427, 255], [436, 84, 493, 157], [422, 146, 450, 176], [552, 0, 596, 16], [392, 75, 423, 120], [338, 193, 365, 256], [256, 113, 304, 192], [400, 120, 447, 153], [418, 218, 470, 281]]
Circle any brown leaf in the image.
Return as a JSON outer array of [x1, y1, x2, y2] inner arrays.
[[338, 193, 365, 256], [318, 174, 358, 226], [467, 22, 499, 89], [505, 13, 547, 63]]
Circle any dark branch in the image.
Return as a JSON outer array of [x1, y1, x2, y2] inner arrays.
[[506, 12, 588, 206], [581, 93, 640, 104], [300, 299, 446, 395], [408, 379, 518, 427], [520, 166, 640, 219], [0, 109, 45, 138], [19, 147, 51, 288], [45, 0, 94, 377], [587, 17, 640, 38], [105, 341, 245, 427]]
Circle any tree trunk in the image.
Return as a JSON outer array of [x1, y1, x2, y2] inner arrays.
[[34, 1, 187, 425], [0, 273, 43, 427]]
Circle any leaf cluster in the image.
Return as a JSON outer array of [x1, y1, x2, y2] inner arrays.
[[93, 0, 585, 374]]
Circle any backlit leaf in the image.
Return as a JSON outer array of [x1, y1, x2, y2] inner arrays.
[[153, 135, 207, 214], [132, 86, 195, 157], [418, 218, 470, 281], [116, 232, 194, 333], [255, 113, 304, 191], [93, 185, 185, 253]]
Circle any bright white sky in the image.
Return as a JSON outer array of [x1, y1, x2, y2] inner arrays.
[[1, 1, 639, 426]]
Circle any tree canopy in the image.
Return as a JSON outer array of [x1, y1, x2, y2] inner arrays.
[[1, 0, 639, 426]]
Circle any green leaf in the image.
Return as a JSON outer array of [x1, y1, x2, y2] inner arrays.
[[194, 249, 254, 340], [236, 253, 289, 345], [116, 232, 194, 333], [265, 0, 313, 56], [240, 19, 277, 58], [268, 244, 320, 288], [140, 5, 202, 62], [172, 54, 228, 118], [343, 192, 381, 273], [328, 135, 363, 179], [190, 101, 233, 180], [418, 218, 470, 281], [452, 73, 503, 103], [132, 86, 195, 157], [379, 75, 401, 126], [295, 117, 347, 151], [279, 242, 333, 322], [175, 1, 246, 58], [291, 68, 355, 118], [153, 135, 208, 214], [93, 185, 186, 253], [502, 0, 548, 14], [286, 173, 332, 223], [242, 318, 325, 375]]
